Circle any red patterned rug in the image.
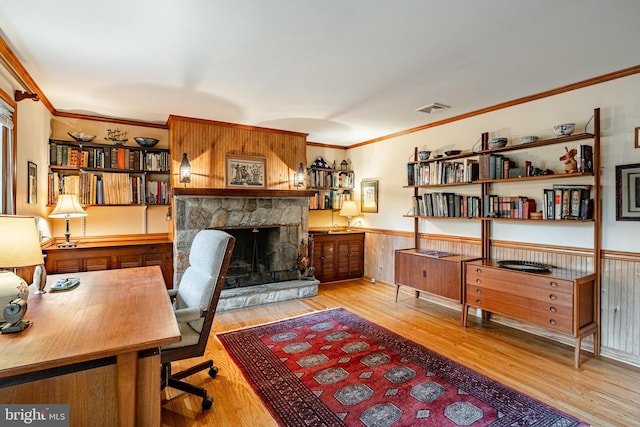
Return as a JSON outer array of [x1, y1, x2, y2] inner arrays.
[[217, 308, 588, 426]]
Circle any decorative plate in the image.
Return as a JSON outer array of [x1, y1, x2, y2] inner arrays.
[[497, 260, 551, 273]]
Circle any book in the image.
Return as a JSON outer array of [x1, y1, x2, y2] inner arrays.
[[577, 144, 593, 173], [543, 189, 555, 220]]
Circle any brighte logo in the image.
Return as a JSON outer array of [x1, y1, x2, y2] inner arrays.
[[1, 405, 69, 426]]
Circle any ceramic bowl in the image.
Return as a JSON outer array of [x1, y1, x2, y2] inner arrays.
[[519, 135, 538, 144], [133, 137, 160, 148], [67, 131, 96, 142], [488, 137, 508, 149], [553, 123, 575, 136], [444, 150, 462, 156], [418, 150, 431, 161]]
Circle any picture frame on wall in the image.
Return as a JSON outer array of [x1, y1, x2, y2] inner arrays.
[[635, 127, 640, 148], [27, 161, 37, 204], [225, 154, 267, 188], [361, 179, 378, 213], [616, 163, 640, 220]]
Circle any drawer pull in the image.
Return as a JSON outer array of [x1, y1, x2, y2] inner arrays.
[[549, 319, 557, 325], [475, 288, 482, 294], [476, 268, 481, 273], [475, 299, 482, 305], [549, 306, 557, 313], [475, 278, 481, 284], [423, 270, 427, 278], [549, 281, 558, 288], [549, 294, 557, 301]]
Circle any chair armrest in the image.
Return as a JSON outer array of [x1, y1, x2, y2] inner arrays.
[[174, 307, 202, 323]]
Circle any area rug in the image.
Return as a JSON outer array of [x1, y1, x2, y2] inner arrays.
[[217, 308, 588, 427]]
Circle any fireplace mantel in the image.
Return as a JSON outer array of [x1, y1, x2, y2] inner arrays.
[[173, 188, 316, 198]]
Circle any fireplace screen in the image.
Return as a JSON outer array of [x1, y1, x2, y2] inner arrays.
[[222, 226, 300, 288]]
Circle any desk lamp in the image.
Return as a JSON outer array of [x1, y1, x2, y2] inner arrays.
[[339, 200, 359, 232], [48, 194, 87, 247], [0, 215, 44, 322]]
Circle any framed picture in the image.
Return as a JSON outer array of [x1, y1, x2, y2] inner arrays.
[[635, 127, 640, 149], [27, 161, 37, 204], [616, 163, 640, 220], [361, 179, 378, 213], [225, 154, 267, 188]]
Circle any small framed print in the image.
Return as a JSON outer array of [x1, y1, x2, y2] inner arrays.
[[361, 179, 378, 213], [616, 163, 640, 220], [635, 127, 640, 149], [225, 154, 267, 188], [28, 161, 37, 204]]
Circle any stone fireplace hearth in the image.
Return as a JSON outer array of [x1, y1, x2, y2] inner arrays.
[[173, 189, 319, 311]]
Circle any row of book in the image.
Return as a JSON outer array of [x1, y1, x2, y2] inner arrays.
[[307, 169, 354, 189], [48, 171, 170, 205], [407, 144, 594, 186], [309, 190, 351, 210], [543, 184, 593, 220], [50, 143, 170, 172], [483, 195, 537, 219], [407, 159, 479, 186], [413, 192, 482, 218], [412, 188, 591, 220]]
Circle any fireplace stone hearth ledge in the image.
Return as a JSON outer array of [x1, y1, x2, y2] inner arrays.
[[173, 188, 318, 310]]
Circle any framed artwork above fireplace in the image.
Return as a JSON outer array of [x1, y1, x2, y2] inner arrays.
[[225, 154, 267, 188]]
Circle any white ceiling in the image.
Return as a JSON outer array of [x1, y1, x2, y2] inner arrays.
[[1, 1, 639, 146]]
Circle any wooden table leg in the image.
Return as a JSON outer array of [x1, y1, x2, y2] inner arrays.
[[117, 352, 138, 426]]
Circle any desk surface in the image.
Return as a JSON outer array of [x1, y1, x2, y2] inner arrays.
[[0, 266, 181, 378]]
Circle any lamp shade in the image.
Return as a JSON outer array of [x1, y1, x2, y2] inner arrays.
[[0, 215, 44, 268], [48, 194, 88, 218], [339, 200, 359, 218]]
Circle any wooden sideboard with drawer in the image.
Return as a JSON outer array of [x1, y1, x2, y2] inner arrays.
[[462, 259, 597, 367], [44, 239, 173, 289]]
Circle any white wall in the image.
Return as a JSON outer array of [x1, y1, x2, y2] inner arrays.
[[347, 73, 640, 252]]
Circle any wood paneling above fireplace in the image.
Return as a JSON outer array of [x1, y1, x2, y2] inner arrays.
[[168, 115, 308, 190]]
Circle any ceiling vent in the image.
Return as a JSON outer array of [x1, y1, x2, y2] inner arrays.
[[416, 102, 451, 114]]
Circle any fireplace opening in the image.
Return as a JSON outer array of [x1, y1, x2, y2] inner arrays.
[[221, 226, 300, 289]]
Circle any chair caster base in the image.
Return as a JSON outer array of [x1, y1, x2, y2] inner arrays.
[[202, 395, 213, 410], [209, 366, 218, 378]]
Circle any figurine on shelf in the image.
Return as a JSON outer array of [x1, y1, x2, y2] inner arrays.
[[105, 128, 128, 145], [560, 146, 578, 173]]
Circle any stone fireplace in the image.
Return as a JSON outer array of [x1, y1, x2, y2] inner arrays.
[[173, 189, 319, 310]]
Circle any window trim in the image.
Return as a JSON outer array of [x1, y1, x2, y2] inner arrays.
[[0, 88, 17, 214]]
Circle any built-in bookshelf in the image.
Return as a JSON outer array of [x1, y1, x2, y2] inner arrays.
[[307, 157, 355, 210], [48, 139, 170, 206]]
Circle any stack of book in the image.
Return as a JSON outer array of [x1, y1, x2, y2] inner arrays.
[[414, 192, 482, 218], [482, 195, 536, 219]]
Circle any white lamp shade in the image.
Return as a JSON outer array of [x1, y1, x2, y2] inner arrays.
[[339, 200, 359, 217], [0, 215, 44, 268], [49, 194, 88, 218]]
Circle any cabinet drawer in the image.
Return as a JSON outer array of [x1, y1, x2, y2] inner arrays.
[[466, 286, 573, 333], [466, 265, 574, 297], [85, 256, 110, 271]]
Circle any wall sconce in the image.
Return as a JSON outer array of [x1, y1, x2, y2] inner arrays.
[[294, 162, 305, 187], [165, 206, 172, 221], [179, 153, 191, 185]]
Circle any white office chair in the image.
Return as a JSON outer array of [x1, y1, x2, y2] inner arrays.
[[161, 229, 235, 410]]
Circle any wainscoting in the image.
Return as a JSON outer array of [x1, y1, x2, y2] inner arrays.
[[362, 229, 640, 367]]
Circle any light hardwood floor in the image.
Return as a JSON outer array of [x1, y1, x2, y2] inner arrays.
[[161, 280, 640, 426]]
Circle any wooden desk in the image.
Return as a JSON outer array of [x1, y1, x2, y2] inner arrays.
[[0, 266, 181, 426]]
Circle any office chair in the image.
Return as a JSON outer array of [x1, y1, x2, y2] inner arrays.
[[161, 229, 235, 410]]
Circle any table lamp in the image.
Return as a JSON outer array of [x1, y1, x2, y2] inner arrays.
[[48, 193, 88, 247], [0, 215, 44, 322], [339, 200, 359, 232]]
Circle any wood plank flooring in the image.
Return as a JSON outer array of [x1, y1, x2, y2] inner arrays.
[[161, 280, 640, 426]]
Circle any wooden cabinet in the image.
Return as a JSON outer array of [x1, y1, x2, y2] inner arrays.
[[395, 249, 477, 302], [310, 232, 364, 282], [463, 259, 597, 368], [44, 240, 173, 288]]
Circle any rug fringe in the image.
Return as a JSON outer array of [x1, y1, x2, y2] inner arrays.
[[215, 306, 343, 338]]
